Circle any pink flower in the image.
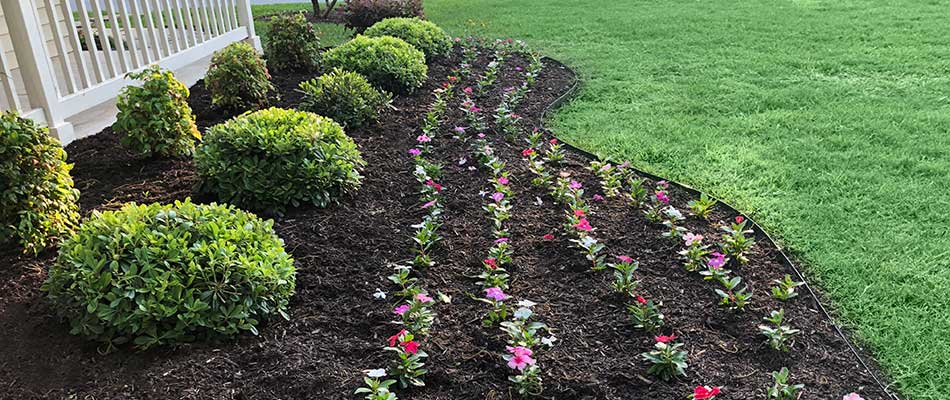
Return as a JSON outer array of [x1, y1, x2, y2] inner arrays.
[[655, 333, 677, 343], [422, 200, 437, 209], [394, 304, 410, 315], [469, 106, 481, 113], [505, 346, 536, 370], [593, 194, 605, 202], [616, 255, 634, 263], [568, 180, 582, 190], [601, 163, 613, 171], [515, 66, 523, 72], [494, 237, 509, 244], [448, 75, 457, 83], [655, 191, 669, 203], [636, 295, 647, 305], [400, 340, 419, 354], [619, 161, 630, 169], [683, 233, 703, 246], [574, 218, 593, 232], [658, 180, 670, 189], [388, 329, 408, 346], [491, 192, 505, 202], [453, 126, 466, 134], [708, 253, 726, 269], [735, 215, 745, 224], [542, 233, 555, 241], [497, 176, 509, 185], [574, 209, 585, 217], [693, 386, 721, 400], [522, 148, 536, 157], [408, 148, 421, 157], [415, 293, 433, 303], [842, 394, 864, 400], [478, 133, 486, 138], [416, 134, 431, 143], [549, 138, 558, 144], [463, 86, 473, 94], [484, 258, 498, 269], [485, 287, 508, 301]]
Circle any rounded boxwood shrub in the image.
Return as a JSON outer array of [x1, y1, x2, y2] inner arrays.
[[263, 12, 321, 72], [0, 111, 80, 254], [364, 17, 452, 60], [43, 199, 295, 350], [342, 0, 424, 33], [205, 41, 275, 111], [299, 68, 392, 128], [323, 35, 427, 93], [113, 66, 201, 157], [194, 108, 365, 213]]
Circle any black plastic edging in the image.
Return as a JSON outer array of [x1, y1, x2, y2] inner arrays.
[[536, 57, 899, 400]]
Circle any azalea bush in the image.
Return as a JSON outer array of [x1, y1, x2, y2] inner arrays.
[[43, 199, 296, 350], [0, 111, 80, 253], [113, 66, 200, 157], [324, 35, 428, 93], [263, 12, 321, 72], [195, 108, 364, 214], [205, 41, 274, 111], [299, 68, 392, 128], [342, 0, 424, 32], [364, 17, 452, 60]]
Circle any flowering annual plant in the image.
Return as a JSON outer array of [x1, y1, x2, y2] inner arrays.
[[479, 287, 509, 326], [523, 146, 554, 188], [543, 138, 565, 165], [411, 219, 442, 268], [641, 334, 688, 381], [767, 367, 804, 400], [628, 177, 649, 207], [500, 300, 547, 396], [661, 206, 687, 239], [589, 161, 627, 197], [476, 59, 500, 95], [494, 101, 522, 140], [460, 98, 488, 132], [688, 193, 718, 219], [771, 274, 804, 301], [385, 330, 428, 388], [700, 252, 732, 283], [758, 308, 800, 352], [355, 369, 398, 400], [720, 216, 755, 264], [394, 292, 436, 336], [387, 264, 418, 298], [679, 233, 710, 272], [691, 386, 722, 400], [500, 300, 548, 348], [610, 255, 639, 295], [843, 393, 865, 400], [714, 275, 753, 311], [524, 50, 543, 87], [477, 257, 510, 289], [628, 295, 664, 332], [644, 188, 670, 222], [484, 191, 513, 238], [504, 346, 542, 395]]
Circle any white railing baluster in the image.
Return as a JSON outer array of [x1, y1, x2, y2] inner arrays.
[[223, 0, 235, 32], [202, 0, 217, 38], [43, 0, 78, 95], [117, 0, 143, 70], [103, 0, 130, 74], [89, 0, 119, 78], [75, 0, 105, 83], [128, 0, 154, 64], [181, 0, 198, 45], [171, 0, 193, 48], [60, 0, 93, 89], [216, 0, 229, 33], [208, 0, 222, 37], [160, 0, 181, 53], [142, 0, 167, 59], [0, 47, 22, 111], [236, 0, 261, 50]]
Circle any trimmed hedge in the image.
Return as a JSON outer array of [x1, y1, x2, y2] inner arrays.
[[323, 35, 427, 93], [205, 41, 275, 111], [195, 108, 365, 213], [299, 68, 392, 128], [44, 199, 295, 349], [113, 66, 201, 157], [263, 12, 321, 72], [364, 17, 452, 60], [342, 0, 424, 33]]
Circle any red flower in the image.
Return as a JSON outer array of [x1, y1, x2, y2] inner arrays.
[[400, 340, 419, 354], [426, 179, 442, 191], [573, 209, 585, 217], [693, 386, 721, 400], [636, 295, 647, 305], [655, 333, 677, 343], [388, 329, 408, 347], [484, 258, 498, 269], [448, 76, 457, 82], [442, 82, 450, 88], [542, 233, 555, 241], [522, 148, 536, 157], [735, 216, 745, 224]]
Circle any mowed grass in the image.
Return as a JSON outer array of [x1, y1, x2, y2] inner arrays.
[[252, 2, 950, 398]]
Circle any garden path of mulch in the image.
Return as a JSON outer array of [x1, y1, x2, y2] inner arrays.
[[0, 47, 890, 399]]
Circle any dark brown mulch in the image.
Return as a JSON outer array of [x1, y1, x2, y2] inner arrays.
[[0, 47, 891, 400]]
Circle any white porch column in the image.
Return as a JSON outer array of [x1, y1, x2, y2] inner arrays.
[[0, 0, 75, 144], [235, 0, 261, 51]]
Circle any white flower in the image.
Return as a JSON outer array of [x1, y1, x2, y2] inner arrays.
[[518, 299, 537, 308], [535, 197, 544, 206], [514, 307, 533, 320], [373, 289, 386, 300], [541, 335, 557, 347], [366, 368, 387, 378], [478, 190, 489, 197], [581, 235, 598, 247], [458, 157, 467, 165], [664, 206, 683, 219]]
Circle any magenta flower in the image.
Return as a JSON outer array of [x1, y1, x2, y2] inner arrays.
[[463, 86, 473, 94], [494, 237, 509, 244], [498, 176, 509, 185], [574, 218, 593, 232], [683, 233, 703, 246], [616, 255, 634, 263], [842, 394, 864, 400], [658, 180, 670, 189], [568, 180, 582, 190], [469, 106, 482, 113], [655, 191, 669, 203], [416, 134, 431, 143], [515, 66, 523, 72], [542, 233, 555, 240], [485, 287, 508, 301], [708, 252, 726, 269], [422, 200, 437, 209], [453, 126, 466, 134], [394, 304, 410, 315], [491, 192, 505, 202], [593, 194, 605, 202], [415, 293, 433, 303], [478, 133, 486, 138], [408, 148, 421, 157], [505, 346, 536, 371]]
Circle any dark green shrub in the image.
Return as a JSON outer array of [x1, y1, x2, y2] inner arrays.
[[113, 66, 201, 157], [299, 68, 392, 128], [0, 111, 80, 254], [43, 199, 295, 350], [323, 35, 427, 93], [205, 41, 275, 111], [342, 0, 424, 33], [194, 108, 365, 213], [364, 17, 452, 60], [263, 12, 321, 72]]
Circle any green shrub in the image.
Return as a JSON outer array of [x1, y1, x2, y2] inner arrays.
[[263, 12, 321, 72], [43, 199, 295, 350], [205, 41, 275, 111], [195, 108, 365, 213], [113, 66, 201, 157], [323, 35, 427, 93], [364, 17, 452, 60], [299, 68, 392, 128], [0, 112, 80, 254], [342, 0, 424, 33]]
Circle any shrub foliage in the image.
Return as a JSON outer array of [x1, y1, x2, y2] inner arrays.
[[263, 12, 321, 72], [43, 199, 296, 349], [299, 68, 392, 128], [323, 35, 427, 93], [195, 108, 365, 213], [364, 17, 452, 60], [113, 66, 201, 157], [205, 41, 275, 111], [342, 0, 424, 32], [0, 112, 81, 253]]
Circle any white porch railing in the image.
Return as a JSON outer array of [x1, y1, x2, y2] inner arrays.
[[0, 0, 260, 145]]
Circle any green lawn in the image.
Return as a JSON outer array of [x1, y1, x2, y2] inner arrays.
[[252, 2, 950, 398]]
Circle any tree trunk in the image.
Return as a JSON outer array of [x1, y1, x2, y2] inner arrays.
[[311, 0, 321, 16], [324, 0, 338, 18]]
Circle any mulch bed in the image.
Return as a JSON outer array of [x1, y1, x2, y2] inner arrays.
[[0, 45, 891, 399]]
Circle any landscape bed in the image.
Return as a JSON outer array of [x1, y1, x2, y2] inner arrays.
[[0, 43, 890, 399]]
